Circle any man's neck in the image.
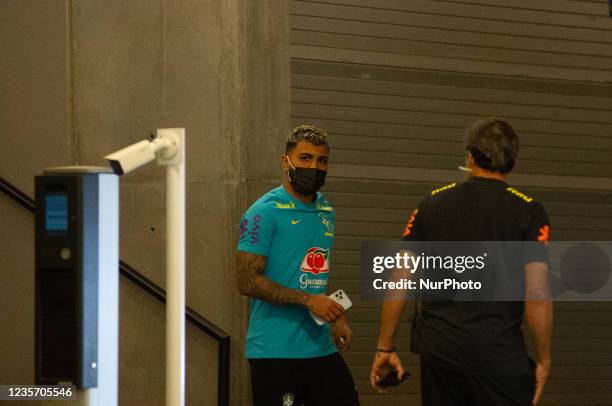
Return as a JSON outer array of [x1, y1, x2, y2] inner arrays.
[[283, 179, 315, 203], [469, 167, 507, 181]]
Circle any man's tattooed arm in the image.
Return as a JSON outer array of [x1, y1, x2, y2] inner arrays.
[[236, 251, 309, 306]]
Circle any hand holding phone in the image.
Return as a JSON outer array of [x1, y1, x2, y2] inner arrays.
[[377, 369, 410, 387], [310, 289, 352, 325]]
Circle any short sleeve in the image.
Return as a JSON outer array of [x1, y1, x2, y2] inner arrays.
[[237, 204, 276, 256], [523, 202, 550, 265], [401, 201, 424, 241]]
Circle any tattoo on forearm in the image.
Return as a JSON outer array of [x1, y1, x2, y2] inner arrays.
[[237, 252, 306, 306]]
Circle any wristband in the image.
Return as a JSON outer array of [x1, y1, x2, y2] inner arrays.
[[376, 346, 397, 353]]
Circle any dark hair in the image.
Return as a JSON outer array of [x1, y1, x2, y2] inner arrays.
[[465, 117, 519, 174], [286, 124, 329, 153]]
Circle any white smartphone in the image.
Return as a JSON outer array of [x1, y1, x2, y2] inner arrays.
[[310, 289, 352, 326]]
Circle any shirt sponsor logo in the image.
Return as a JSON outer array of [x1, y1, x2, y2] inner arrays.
[[242, 214, 261, 244], [431, 182, 456, 196], [538, 224, 550, 246], [320, 213, 334, 237], [275, 201, 295, 209], [506, 187, 533, 203], [240, 219, 248, 240], [301, 247, 329, 275], [299, 274, 328, 290], [282, 393, 295, 406], [402, 209, 418, 237], [316, 201, 333, 211]]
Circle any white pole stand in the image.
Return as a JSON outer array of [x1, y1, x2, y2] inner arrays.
[[156, 128, 186, 406]]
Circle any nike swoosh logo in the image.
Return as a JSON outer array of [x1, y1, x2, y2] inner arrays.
[[291, 219, 301, 225]]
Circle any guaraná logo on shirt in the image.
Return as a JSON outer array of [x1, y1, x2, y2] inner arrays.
[[301, 247, 329, 275]]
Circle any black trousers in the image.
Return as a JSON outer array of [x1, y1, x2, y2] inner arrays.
[[249, 352, 360, 406], [421, 358, 536, 406]]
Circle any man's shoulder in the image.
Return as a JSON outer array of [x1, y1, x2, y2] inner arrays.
[[245, 187, 288, 216], [427, 180, 543, 207], [419, 182, 459, 206], [429, 182, 458, 198], [315, 193, 334, 213], [503, 186, 548, 228], [504, 185, 539, 205]]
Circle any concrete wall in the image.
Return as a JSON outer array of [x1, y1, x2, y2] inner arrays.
[[0, 1, 290, 405]]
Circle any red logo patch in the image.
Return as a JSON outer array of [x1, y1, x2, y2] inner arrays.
[[537, 224, 550, 246], [301, 247, 329, 275], [402, 209, 419, 237]]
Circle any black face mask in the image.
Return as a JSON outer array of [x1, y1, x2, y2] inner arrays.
[[287, 158, 327, 196]]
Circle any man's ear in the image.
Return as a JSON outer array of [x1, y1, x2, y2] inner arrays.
[[466, 151, 475, 169], [280, 154, 289, 172]]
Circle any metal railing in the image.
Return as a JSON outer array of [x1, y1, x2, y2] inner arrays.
[[0, 175, 230, 406]]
